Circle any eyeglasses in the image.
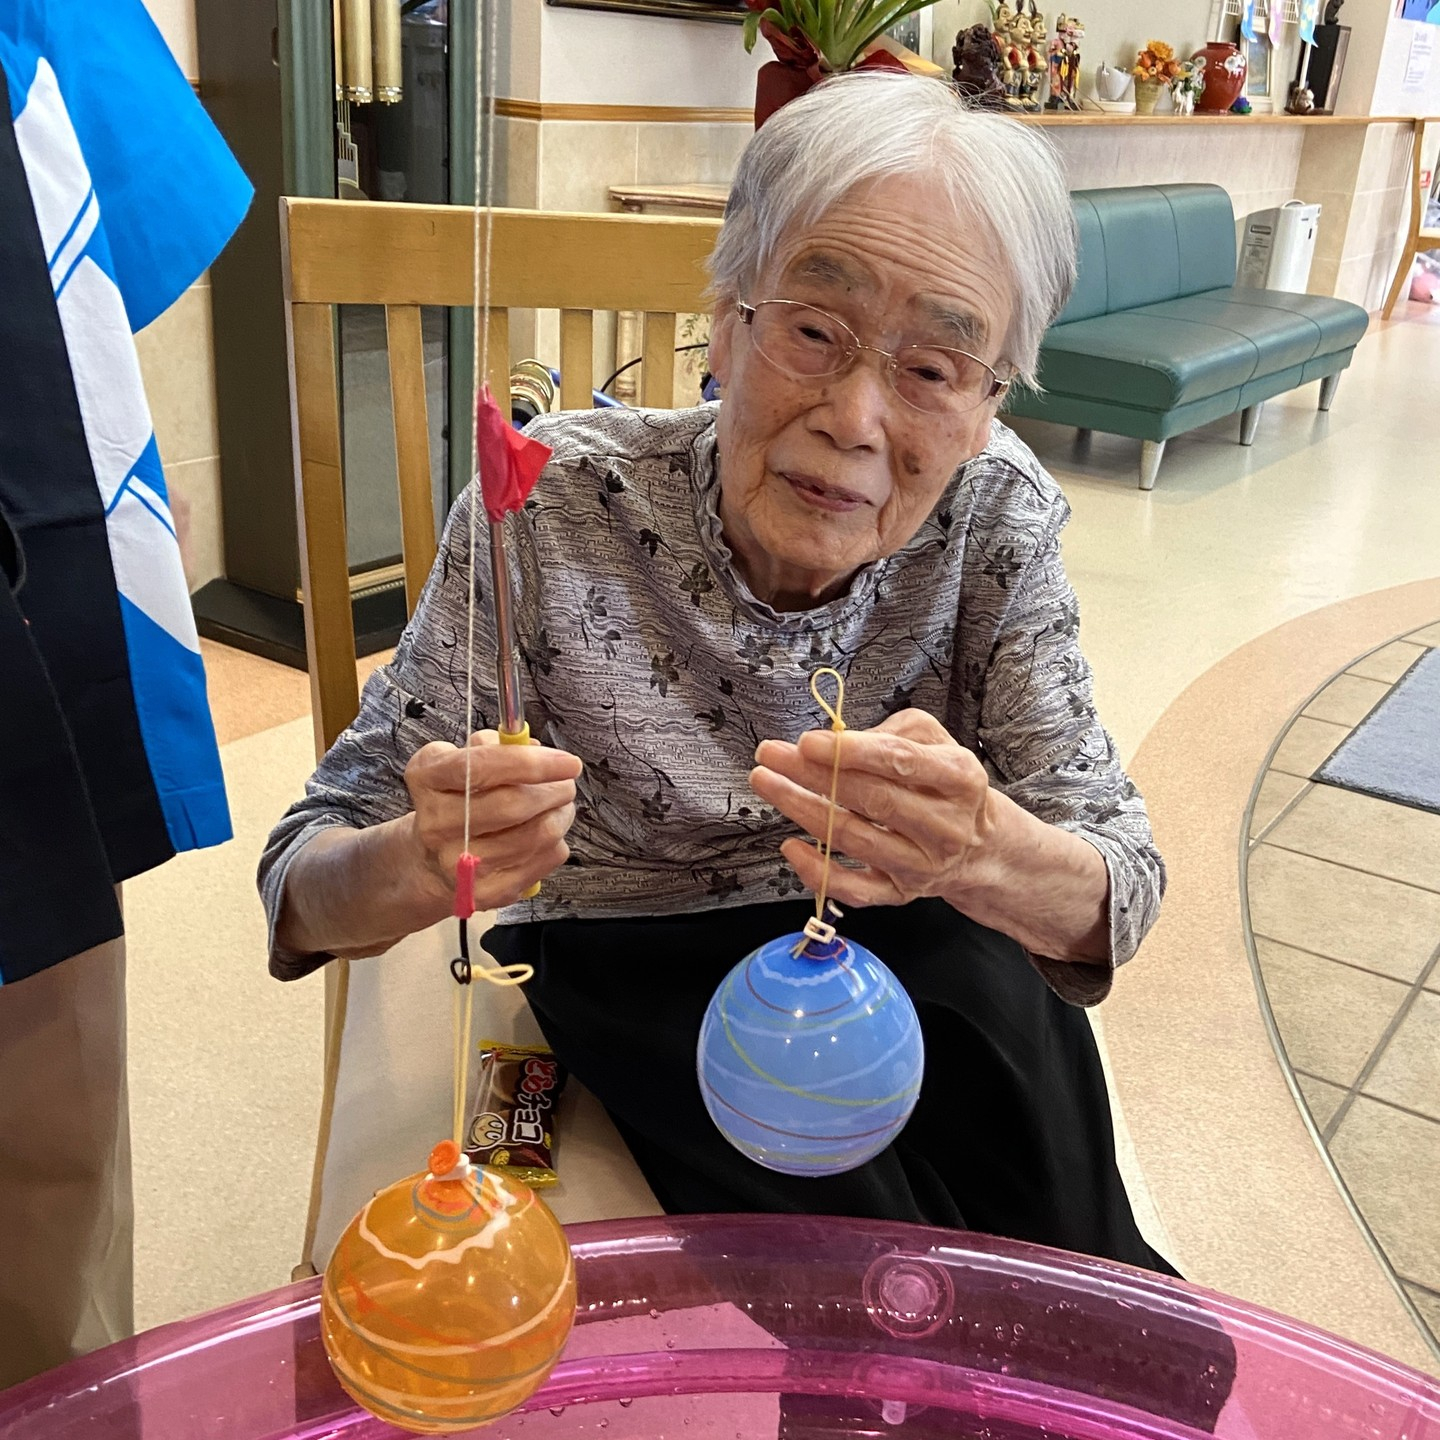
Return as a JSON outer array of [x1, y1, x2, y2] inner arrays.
[[736, 300, 1011, 415]]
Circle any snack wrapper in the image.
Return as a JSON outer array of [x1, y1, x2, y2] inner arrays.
[[466, 1041, 567, 1188]]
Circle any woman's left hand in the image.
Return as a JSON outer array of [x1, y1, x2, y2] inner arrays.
[[750, 709, 997, 909]]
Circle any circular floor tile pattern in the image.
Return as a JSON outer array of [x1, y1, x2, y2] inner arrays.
[[1245, 622, 1440, 1356]]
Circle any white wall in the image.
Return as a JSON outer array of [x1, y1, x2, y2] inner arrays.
[[140, 0, 198, 77], [536, 1, 763, 106]]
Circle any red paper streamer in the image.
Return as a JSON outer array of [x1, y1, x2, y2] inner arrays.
[[476, 386, 552, 522]]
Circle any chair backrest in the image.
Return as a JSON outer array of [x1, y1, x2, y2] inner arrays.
[[280, 198, 722, 759], [1059, 184, 1238, 325]]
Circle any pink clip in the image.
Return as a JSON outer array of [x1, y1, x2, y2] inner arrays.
[[453, 852, 478, 919]]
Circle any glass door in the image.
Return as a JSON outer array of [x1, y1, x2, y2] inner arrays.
[[330, 0, 476, 597]]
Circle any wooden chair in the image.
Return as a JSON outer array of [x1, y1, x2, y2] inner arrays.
[[279, 198, 721, 1274], [1382, 118, 1439, 320], [282, 197, 722, 757]]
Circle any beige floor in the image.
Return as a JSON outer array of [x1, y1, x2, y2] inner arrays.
[[1104, 579, 1440, 1379], [124, 301, 1440, 1370], [1246, 625, 1440, 1348], [1010, 302, 1440, 758]]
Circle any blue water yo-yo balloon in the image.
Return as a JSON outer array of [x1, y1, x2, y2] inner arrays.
[[697, 915, 924, 1177]]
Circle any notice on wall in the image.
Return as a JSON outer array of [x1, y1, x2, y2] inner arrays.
[[1405, 25, 1435, 91]]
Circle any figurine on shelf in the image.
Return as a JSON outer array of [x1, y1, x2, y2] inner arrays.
[[991, 2, 1026, 110], [1009, 5, 1033, 107], [952, 23, 1008, 108], [1046, 12, 1084, 110], [1286, 80, 1316, 113], [1022, 2, 1048, 110], [992, 1, 1042, 112], [1171, 56, 1205, 115]]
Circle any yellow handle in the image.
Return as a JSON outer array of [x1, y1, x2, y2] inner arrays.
[[499, 723, 541, 899]]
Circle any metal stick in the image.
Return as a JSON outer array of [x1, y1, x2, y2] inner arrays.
[[488, 519, 525, 736]]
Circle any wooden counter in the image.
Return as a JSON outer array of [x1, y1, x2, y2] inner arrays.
[[498, 96, 1427, 127], [1021, 111, 1422, 126]]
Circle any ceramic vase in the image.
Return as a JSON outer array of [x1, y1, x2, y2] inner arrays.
[[1134, 78, 1163, 115], [1193, 41, 1247, 113], [1095, 61, 1131, 102]]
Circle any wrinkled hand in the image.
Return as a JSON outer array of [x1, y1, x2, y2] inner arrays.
[[750, 709, 995, 909], [404, 731, 581, 911]]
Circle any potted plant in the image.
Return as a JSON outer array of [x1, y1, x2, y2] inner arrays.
[[1131, 40, 1180, 114], [743, 0, 942, 126]]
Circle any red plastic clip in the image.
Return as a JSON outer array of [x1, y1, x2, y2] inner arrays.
[[453, 852, 478, 919]]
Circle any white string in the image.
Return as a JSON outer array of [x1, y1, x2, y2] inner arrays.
[[452, 0, 516, 1144], [462, 0, 499, 872]]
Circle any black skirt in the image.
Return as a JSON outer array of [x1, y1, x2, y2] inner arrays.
[[486, 896, 1174, 1277]]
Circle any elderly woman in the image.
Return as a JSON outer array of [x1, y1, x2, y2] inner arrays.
[[261, 72, 1168, 1273]]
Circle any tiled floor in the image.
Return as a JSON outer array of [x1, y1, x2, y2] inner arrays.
[[1246, 622, 1440, 1349]]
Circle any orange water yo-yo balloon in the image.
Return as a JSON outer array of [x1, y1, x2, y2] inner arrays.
[[321, 1138, 576, 1433]]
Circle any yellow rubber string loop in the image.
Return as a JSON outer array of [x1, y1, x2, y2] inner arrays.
[[451, 918, 533, 1150], [794, 667, 847, 956]]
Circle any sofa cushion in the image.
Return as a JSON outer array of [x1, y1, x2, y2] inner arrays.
[[1035, 288, 1369, 412], [1087, 188, 1184, 315], [1056, 184, 1239, 324], [1129, 294, 1324, 376], [1223, 286, 1370, 350], [1166, 187, 1241, 297], [1037, 313, 1264, 411], [1062, 195, 1111, 323]]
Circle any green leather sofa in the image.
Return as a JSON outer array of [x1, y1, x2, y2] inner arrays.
[[1004, 183, 1369, 490]]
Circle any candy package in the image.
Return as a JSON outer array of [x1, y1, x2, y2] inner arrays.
[[465, 1041, 567, 1188]]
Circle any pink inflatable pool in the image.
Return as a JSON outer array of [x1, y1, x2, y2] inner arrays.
[[3, 1216, 1437, 1439]]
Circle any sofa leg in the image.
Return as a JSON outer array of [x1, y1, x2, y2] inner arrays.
[[1139, 439, 1165, 491], [1076, 427, 1093, 442], [1318, 374, 1341, 412], [1239, 403, 1263, 446]]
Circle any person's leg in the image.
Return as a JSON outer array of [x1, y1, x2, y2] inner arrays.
[[0, 909, 133, 1389], [493, 899, 1162, 1263], [489, 901, 963, 1226], [839, 900, 1175, 1275], [494, 902, 1234, 1435]]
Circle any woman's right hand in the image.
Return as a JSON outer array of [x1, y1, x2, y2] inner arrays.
[[403, 730, 582, 912]]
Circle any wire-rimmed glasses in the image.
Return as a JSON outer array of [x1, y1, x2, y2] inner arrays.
[[736, 299, 1011, 414]]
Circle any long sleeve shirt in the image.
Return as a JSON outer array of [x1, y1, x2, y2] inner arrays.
[[259, 404, 1164, 1005]]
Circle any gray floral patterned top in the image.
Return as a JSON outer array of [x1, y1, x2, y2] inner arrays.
[[259, 404, 1164, 1005]]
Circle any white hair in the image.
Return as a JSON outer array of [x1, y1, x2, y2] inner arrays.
[[708, 71, 1076, 386]]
